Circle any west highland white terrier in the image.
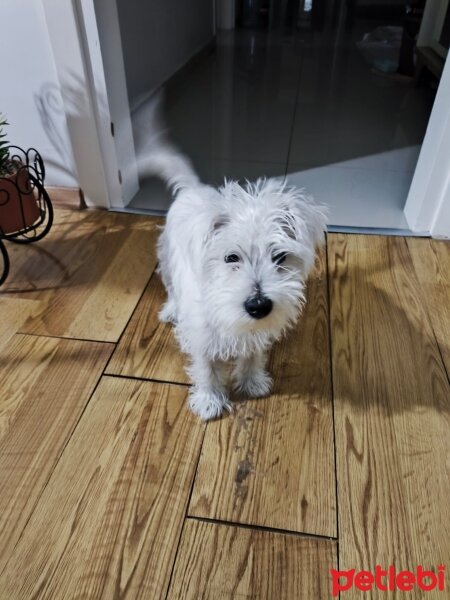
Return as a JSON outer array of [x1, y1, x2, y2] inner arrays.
[[137, 108, 327, 420]]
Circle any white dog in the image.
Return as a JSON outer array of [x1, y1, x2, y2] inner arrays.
[[138, 122, 326, 420]]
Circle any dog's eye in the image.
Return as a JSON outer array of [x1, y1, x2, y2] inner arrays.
[[272, 252, 287, 265], [225, 253, 240, 263]]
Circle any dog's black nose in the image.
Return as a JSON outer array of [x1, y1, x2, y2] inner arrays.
[[244, 295, 273, 319]]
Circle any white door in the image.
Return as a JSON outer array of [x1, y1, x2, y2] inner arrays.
[[77, 0, 139, 207]]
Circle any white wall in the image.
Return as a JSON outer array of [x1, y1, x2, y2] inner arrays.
[[42, 0, 113, 207], [116, 0, 214, 107], [0, 0, 78, 187]]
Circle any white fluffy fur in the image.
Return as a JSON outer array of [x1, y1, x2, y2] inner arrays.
[[143, 122, 327, 420]]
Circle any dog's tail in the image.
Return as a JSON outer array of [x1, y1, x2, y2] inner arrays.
[[133, 90, 199, 192], [137, 143, 199, 192]]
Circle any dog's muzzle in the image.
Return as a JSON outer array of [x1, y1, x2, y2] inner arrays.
[[244, 293, 273, 319]]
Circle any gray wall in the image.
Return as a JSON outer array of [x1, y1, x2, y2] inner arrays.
[[116, 0, 214, 107]]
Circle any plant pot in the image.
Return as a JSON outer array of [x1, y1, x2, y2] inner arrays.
[[0, 163, 41, 235]]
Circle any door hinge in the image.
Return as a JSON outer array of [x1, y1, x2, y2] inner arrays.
[[110, 122, 115, 137], [118, 169, 122, 184]]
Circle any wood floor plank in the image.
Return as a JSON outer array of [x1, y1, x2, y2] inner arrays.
[[1, 377, 205, 600], [407, 237, 450, 376], [328, 234, 450, 582], [0, 334, 113, 574], [106, 271, 189, 383], [0, 297, 42, 352], [189, 249, 337, 537], [167, 519, 337, 600], [0, 209, 161, 342]]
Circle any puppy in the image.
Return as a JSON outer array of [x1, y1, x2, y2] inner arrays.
[[138, 120, 327, 420]]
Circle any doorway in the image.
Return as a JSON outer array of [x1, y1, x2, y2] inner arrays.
[[90, 0, 449, 233]]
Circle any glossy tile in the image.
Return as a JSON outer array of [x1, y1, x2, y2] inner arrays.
[[326, 146, 422, 173], [128, 177, 171, 212], [165, 31, 302, 163], [200, 157, 285, 185], [287, 162, 411, 229], [289, 19, 434, 168], [127, 17, 434, 230]]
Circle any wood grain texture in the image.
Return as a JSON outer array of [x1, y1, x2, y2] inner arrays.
[[328, 234, 450, 579], [407, 237, 450, 376], [106, 271, 189, 383], [189, 249, 337, 537], [1, 377, 205, 600], [0, 334, 113, 574], [167, 519, 337, 600], [0, 297, 42, 352], [0, 209, 161, 342]]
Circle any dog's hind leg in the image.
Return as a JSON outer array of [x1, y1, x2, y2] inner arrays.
[[157, 258, 178, 323], [187, 356, 232, 420], [233, 351, 272, 398]]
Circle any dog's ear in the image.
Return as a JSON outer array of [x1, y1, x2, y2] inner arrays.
[[202, 208, 230, 245], [281, 195, 327, 244], [281, 190, 328, 274], [212, 214, 230, 232], [298, 197, 328, 249]]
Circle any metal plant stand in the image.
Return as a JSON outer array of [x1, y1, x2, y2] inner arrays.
[[0, 146, 53, 285]]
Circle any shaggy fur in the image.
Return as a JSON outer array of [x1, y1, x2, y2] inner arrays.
[[140, 125, 327, 420]]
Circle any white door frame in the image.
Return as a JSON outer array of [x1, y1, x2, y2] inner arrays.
[[403, 39, 450, 238], [80, 0, 139, 206], [75, 0, 140, 208]]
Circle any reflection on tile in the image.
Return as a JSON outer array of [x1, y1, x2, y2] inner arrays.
[[128, 177, 171, 212], [196, 158, 285, 186], [288, 20, 434, 169], [127, 20, 434, 229], [328, 146, 422, 173], [287, 162, 411, 229], [166, 33, 301, 163]]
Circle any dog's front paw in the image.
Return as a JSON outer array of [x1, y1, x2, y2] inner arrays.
[[188, 388, 232, 421], [159, 299, 177, 324], [235, 370, 273, 398]]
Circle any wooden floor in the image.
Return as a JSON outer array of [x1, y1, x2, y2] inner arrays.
[[0, 208, 449, 599]]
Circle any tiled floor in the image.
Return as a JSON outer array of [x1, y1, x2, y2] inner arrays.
[[126, 10, 435, 229]]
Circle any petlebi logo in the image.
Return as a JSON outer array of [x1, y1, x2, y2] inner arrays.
[[330, 565, 446, 596]]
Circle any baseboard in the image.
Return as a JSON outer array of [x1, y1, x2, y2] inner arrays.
[[327, 225, 430, 237], [46, 186, 86, 210]]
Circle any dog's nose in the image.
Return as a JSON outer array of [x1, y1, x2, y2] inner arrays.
[[244, 294, 273, 319]]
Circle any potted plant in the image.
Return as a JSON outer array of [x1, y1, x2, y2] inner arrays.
[[0, 114, 40, 235]]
